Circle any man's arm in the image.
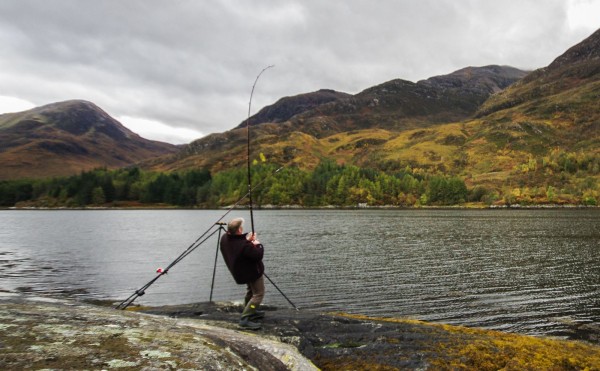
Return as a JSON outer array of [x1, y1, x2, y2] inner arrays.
[[242, 234, 264, 260]]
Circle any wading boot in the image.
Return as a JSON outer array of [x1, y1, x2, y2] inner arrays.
[[239, 316, 262, 330], [239, 302, 263, 329], [242, 302, 265, 321]]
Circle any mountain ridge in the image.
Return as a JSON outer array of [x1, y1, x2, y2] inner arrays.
[[151, 65, 527, 173]]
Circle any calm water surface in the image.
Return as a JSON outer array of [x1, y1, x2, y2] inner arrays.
[[1, 209, 598, 340]]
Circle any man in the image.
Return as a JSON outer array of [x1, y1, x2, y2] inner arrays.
[[219, 217, 265, 329]]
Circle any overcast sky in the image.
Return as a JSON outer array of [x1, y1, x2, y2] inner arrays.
[[1, 0, 599, 144]]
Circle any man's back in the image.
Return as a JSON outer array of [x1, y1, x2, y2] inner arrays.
[[220, 232, 264, 284]]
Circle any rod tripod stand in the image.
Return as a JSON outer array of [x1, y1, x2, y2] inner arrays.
[[116, 216, 298, 311], [115, 168, 281, 310], [115, 222, 222, 310], [209, 223, 226, 302]]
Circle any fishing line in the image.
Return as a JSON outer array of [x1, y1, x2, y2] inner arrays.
[[264, 273, 298, 310]]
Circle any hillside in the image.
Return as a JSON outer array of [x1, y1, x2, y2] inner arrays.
[[477, 28, 600, 118], [150, 65, 527, 173], [459, 28, 600, 202], [0, 100, 178, 180]]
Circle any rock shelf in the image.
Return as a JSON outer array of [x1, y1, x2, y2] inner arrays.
[[2, 294, 599, 370]]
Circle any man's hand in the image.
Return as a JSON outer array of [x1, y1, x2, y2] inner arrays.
[[247, 232, 260, 245]]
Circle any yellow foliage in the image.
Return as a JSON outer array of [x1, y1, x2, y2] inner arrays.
[[381, 124, 466, 168], [333, 312, 600, 370]]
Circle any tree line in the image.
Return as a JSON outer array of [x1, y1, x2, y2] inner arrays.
[[2, 153, 597, 208], [0, 161, 472, 208]]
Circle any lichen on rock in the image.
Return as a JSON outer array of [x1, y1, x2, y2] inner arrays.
[[0, 294, 316, 370]]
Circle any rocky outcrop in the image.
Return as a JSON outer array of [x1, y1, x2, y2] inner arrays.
[[2, 294, 600, 370], [238, 89, 352, 127], [143, 302, 600, 370], [0, 294, 316, 370]]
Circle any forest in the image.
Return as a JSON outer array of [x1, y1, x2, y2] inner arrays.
[[0, 161, 470, 208], [1, 152, 597, 208]]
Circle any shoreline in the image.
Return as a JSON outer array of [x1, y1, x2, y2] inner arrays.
[[2, 204, 599, 211], [2, 295, 599, 370]]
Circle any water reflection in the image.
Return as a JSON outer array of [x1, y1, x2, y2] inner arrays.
[[1, 209, 598, 341]]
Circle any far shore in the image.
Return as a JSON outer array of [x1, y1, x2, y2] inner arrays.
[[2, 203, 599, 211]]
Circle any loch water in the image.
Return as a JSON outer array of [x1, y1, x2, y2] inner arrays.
[[1, 209, 598, 340]]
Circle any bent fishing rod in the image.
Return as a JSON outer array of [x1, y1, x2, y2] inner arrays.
[[115, 166, 282, 310], [246, 65, 274, 234], [244, 65, 299, 311]]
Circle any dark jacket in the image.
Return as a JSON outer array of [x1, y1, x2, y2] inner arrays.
[[220, 232, 264, 284]]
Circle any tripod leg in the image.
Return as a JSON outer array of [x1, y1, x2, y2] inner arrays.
[[209, 227, 223, 302], [264, 273, 299, 311]]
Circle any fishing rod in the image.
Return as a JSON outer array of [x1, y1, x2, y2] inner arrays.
[[247, 65, 274, 233], [244, 65, 299, 311], [115, 166, 283, 310]]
